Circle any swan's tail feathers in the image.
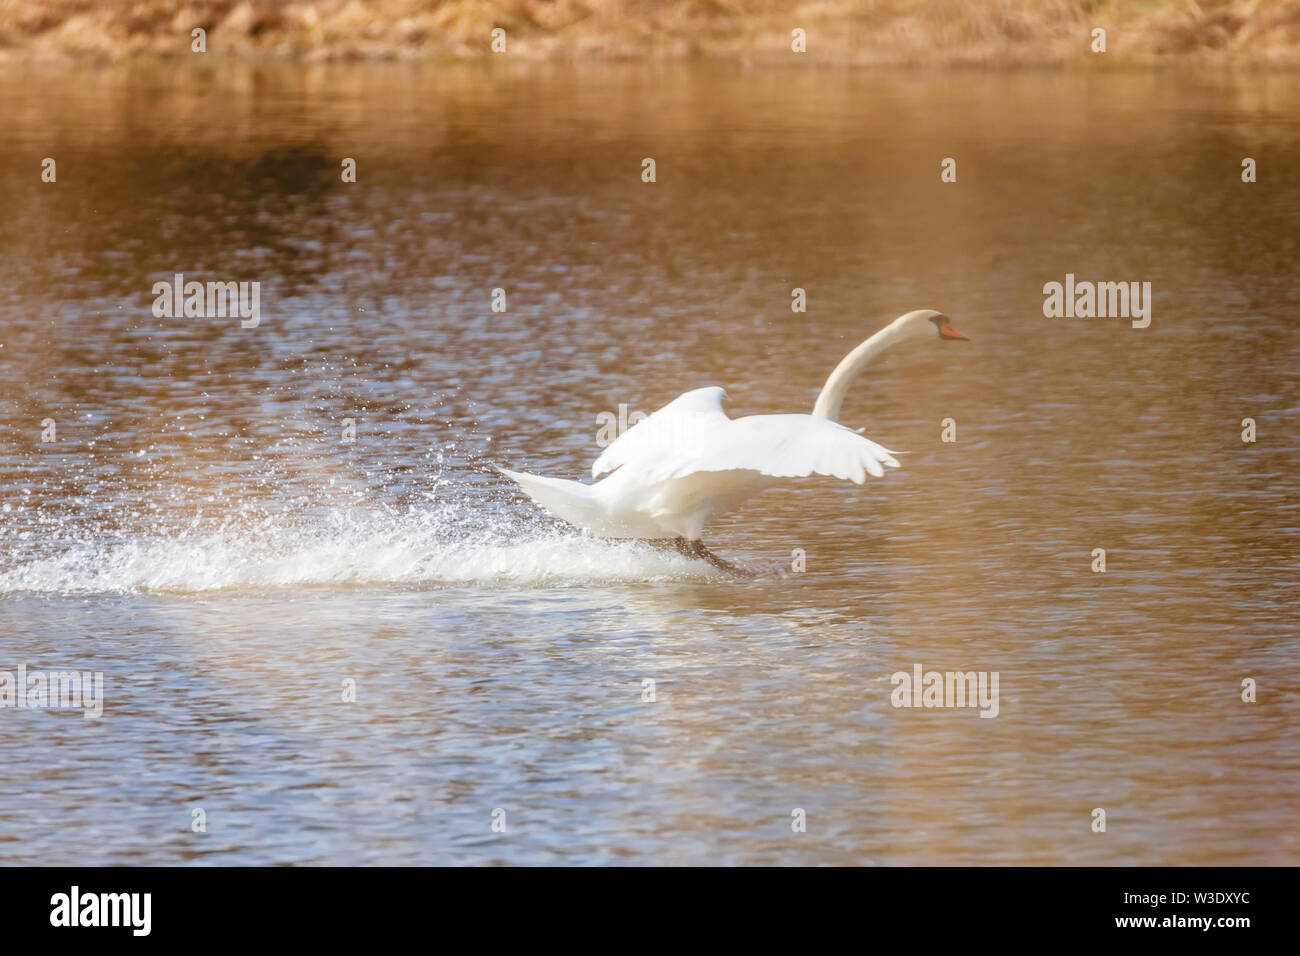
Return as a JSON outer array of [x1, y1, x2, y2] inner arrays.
[[496, 467, 605, 533]]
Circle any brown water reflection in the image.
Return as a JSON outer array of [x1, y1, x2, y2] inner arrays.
[[0, 63, 1296, 864]]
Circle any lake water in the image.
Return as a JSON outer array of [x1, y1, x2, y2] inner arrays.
[[0, 63, 1297, 865]]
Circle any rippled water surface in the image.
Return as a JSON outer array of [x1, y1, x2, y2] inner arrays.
[[0, 63, 1297, 864]]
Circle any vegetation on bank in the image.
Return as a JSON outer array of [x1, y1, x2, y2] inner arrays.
[[2, 0, 1298, 65]]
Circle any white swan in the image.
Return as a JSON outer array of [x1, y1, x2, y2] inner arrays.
[[499, 309, 968, 570]]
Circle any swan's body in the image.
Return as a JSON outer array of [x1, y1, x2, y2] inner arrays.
[[500, 310, 967, 563]]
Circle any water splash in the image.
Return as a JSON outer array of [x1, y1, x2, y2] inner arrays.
[[0, 498, 709, 595]]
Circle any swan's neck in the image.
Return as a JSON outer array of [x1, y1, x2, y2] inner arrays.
[[811, 323, 903, 422]]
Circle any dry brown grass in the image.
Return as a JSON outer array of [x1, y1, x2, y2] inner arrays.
[[1, 0, 1298, 64]]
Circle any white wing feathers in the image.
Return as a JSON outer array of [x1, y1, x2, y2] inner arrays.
[[591, 386, 899, 486], [591, 386, 731, 479]]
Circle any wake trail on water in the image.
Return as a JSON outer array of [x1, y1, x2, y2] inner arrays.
[[0, 389, 721, 594], [0, 500, 710, 595]]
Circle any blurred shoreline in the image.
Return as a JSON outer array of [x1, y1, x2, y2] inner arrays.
[[3, 1, 1300, 67]]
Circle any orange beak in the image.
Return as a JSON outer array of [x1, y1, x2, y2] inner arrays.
[[939, 320, 969, 341]]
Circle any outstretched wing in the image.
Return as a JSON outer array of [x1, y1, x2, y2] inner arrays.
[[592, 386, 731, 479], [655, 414, 899, 484], [592, 386, 899, 486]]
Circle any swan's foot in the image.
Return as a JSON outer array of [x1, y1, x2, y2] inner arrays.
[[643, 538, 683, 553], [674, 537, 753, 578], [643, 537, 751, 577]]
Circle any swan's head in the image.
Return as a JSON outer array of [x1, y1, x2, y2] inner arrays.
[[893, 309, 969, 343]]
